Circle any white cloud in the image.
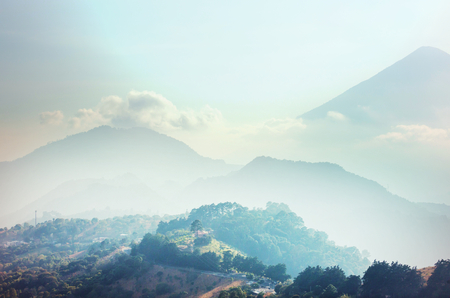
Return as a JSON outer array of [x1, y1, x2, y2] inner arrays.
[[64, 91, 223, 132], [376, 125, 450, 143], [39, 111, 64, 125], [226, 118, 307, 141], [327, 111, 347, 121], [97, 96, 128, 119], [260, 118, 307, 135], [69, 108, 109, 129], [128, 90, 172, 111]]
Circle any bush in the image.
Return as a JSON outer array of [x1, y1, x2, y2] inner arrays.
[[194, 236, 212, 246], [156, 283, 173, 295]]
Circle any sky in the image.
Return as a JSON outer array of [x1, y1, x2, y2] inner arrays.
[[1, 0, 450, 202]]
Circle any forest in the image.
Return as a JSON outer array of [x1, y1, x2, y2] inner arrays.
[[157, 202, 370, 276], [0, 202, 449, 298]]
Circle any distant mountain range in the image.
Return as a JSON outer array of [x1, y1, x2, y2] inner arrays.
[[0, 126, 240, 224], [2, 174, 167, 226], [2, 126, 450, 269], [2, 47, 450, 270], [294, 46, 450, 204], [181, 156, 450, 268], [300, 46, 450, 127]]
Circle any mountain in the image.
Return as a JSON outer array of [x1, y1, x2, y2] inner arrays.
[[1, 174, 169, 226], [0, 126, 240, 226], [417, 202, 450, 219], [180, 156, 450, 268], [300, 47, 450, 127]]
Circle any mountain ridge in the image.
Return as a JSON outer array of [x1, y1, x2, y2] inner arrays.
[[300, 46, 450, 127], [0, 126, 241, 226], [181, 155, 450, 268]]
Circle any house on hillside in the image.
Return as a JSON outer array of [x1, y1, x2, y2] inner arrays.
[[92, 237, 108, 243], [196, 230, 209, 238], [4, 241, 28, 247]]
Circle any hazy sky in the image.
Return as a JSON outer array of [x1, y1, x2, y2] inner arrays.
[[2, 1, 450, 203]]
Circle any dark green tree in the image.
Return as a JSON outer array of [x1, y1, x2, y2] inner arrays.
[[320, 266, 346, 290], [190, 220, 204, 236], [222, 250, 234, 272], [265, 263, 291, 282], [320, 284, 338, 298], [156, 283, 173, 295], [341, 275, 361, 296], [361, 260, 422, 298], [294, 265, 324, 293], [420, 259, 450, 298]]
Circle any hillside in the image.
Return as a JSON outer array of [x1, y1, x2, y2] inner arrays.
[[0, 215, 244, 298], [157, 202, 371, 276], [1, 207, 449, 298], [0, 126, 240, 226], [417, 202, 450, 219], [181, 156, 450, 268], [2, 174, 168, 226], [300, 46, 450, 127]]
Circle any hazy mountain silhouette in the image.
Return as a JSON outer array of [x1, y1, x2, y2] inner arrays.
[[0, 126, 240, 225], [181, 156, 450, 268], [417, 202, 450, 219], [2, 174, 168, 225], [300, 47, 450, 127]]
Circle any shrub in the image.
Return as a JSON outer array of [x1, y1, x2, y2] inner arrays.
[[156, 283, 173, 295]]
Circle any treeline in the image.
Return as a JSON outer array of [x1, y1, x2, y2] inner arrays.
[[133, 233, 291, 282], [157, 202, 370, 276], [0, 213, 173, 298], [1, 203, 450, 297], [359, 259, 450, 298], [0, 254, 143, 298], [0, 213, 171, 246], [218, 285, 266, 298], [276, 265, 361, 298], [0, 238, 145, 298], [269, 259, 450, 298]]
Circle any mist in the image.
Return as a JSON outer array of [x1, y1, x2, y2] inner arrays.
[[2, 2, 450, 297]]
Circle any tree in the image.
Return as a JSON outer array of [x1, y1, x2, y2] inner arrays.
[[222, 250, 234, 272], [233, 254, 245, 271], [190, 220, 203, 236], [294, 266, 324, 293], [320, 284, 338, 298], [194, 235, 212, 246], [218, 287, 246, 298], [274, 283, 283, 294], [320, 266, 346, 290], [361, 260, 422, 298], [242, 257, 266, 276], [341, 275, 361, 296], [156, 283, 173, 295], [420, 259, 450, 298], [265, 263, 291, 282], [9, 288, 18, 298]]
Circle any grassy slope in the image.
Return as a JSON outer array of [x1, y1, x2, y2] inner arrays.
[[119, 264, 242, 298], [418, 266, 435, 286], [169, 229, 244, 257]]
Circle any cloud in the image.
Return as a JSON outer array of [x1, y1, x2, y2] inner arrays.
[[227, 118, 307, 142], [128, 90, 171, 111], [39, 111, 64, 125], [69, 108, 109, 129], [63, 91, 223, 132], [260, 118, 307, 135], [376, 125, 450, 143], [327, 111, 347, 121]]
